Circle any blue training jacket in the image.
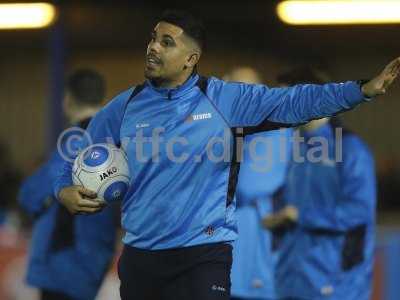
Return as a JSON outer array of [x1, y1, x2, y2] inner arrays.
[[54, 73, 368, 250], [231, 129, 292, 299], [19, 121, 117, 300], [275, 122, 376, 300]]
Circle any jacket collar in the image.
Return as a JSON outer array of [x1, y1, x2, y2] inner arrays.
[[145, 73, 199, 100]]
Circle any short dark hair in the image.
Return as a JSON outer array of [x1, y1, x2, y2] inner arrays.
[[67, 69, 105, 105], [159, 9, 205, 49], [277, 67, 326, 85]]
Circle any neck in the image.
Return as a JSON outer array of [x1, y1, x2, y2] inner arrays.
[[303, 118, 330, 132], [152, 69, 194, 88], [69, 106, 99, 124]]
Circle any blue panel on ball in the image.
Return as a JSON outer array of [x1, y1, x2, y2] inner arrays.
[[83, 146, 109, 167], [104, 181, 128, 202]]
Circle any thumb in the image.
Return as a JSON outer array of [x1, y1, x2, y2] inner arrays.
[[77, 186, 97, 198]]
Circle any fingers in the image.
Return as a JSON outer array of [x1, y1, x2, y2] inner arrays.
[[69, 200, 105, 215], [262, 215, 283, 229], [392, 60, 400, 77], [77, 198, 106, 208], [77, 186, 97, 198], [76, 198, 106, 215], [262, 216, 274, 229], [384, 57, 400, 75], [382, 72, 398, 91], [374, 57, 400, 95], [284, 205, 299, 222], [388, 61, 400, 77], [385, 57, 400, 70], [59, 185, 106, 215], [263, 206, 298, 230]]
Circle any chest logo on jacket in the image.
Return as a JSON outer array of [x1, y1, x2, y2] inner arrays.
[[136, 123, 150, 129], [185, 112, 212, 123]]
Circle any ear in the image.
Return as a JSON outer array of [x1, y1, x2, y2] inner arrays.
[[185, 52, 200, 68]]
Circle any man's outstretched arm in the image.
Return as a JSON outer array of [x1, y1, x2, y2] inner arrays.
[[207, 57, 400, 128]]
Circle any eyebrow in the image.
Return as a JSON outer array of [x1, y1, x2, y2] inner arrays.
[[166, 34, 176, 39], [152, 30, 176, 41]]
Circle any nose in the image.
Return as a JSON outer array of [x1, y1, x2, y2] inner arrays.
[[147, 39, 161, 54]]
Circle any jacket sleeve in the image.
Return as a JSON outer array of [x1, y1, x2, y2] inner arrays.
[[53, 89, 133, 199], [300, 135, 377, 232], [18, 151, 60, 216], [338, 135, 376, 229], [206, 77, 368, 129]]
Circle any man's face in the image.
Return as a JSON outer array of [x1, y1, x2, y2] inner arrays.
[[145, 22, 196, 83]]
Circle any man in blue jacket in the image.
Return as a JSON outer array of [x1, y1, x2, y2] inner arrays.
[[54, 10, 399, 300], [264, 68, 377, 300], [19, 69, 118, 300], [225, 67, 292, 300]]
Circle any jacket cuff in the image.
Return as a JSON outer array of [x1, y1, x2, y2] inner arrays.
[[343, 81, 373, 105], [53, 180, 72, 200]]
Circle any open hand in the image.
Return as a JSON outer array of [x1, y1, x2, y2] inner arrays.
[[362, 57, 400, 97]]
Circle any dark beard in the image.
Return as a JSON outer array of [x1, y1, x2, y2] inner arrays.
[[144, 69, 162, 86], [144, 70, 168, 88]]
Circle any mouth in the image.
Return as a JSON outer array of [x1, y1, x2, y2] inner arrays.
[[146, 55, 161, 68]]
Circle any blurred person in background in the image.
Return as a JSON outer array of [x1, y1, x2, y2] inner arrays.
[[263, 68, 377, 300], [224, 67, 291, 300], [0, 142, 22, 247], [0, 143, 38, 300], [18, 69, 118, 300], [54, 9, 399, 300]]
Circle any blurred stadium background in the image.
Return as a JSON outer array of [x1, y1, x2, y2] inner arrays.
[[1, 1, 400, 299]]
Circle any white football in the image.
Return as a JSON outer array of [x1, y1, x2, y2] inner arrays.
[[72, 143, 130, 203]]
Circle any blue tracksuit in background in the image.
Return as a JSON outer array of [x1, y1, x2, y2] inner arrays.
[[54, 74, 368, 250], [19, 121, 118, 300], [275, 122, 376, 300], [231, 128, 292, 300]]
